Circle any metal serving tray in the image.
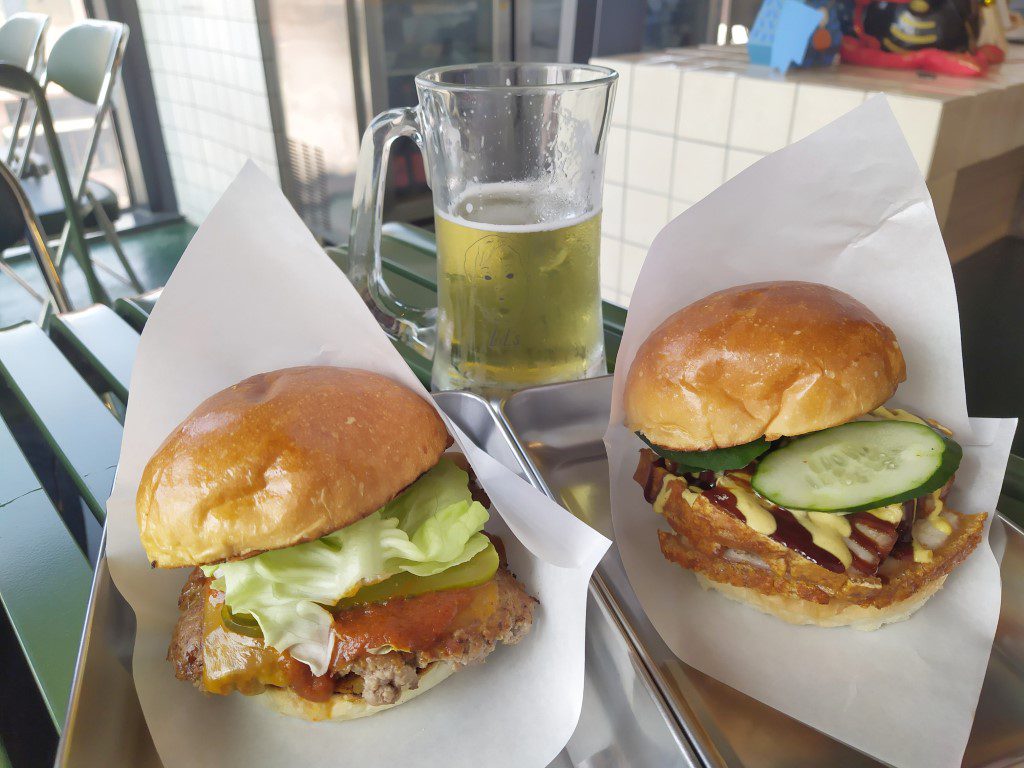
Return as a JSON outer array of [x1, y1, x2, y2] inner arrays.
[[499, 375, 1024, 768], [55, 391, 699, 768]]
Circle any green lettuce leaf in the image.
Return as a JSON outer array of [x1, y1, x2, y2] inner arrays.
[[203, 457, 489, 676], [636, 432, 773, 471]]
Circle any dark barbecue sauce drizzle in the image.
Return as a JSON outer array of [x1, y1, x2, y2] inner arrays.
[[890, 497, 920, 560], [636, 449, 936, 576], [847, 512, 898, 573], [769, 506, 845, 574], [641, 463, 672, 504], [635, 450, 720, 499], [688, 470, 718, 490], [703, 487, 845, 574], [704, 487, 741, 514]]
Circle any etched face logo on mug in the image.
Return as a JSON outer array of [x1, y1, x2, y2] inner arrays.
[[464, 234, 525, 320]]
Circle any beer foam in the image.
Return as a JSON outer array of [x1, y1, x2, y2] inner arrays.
[[437, 182, 600, 233]]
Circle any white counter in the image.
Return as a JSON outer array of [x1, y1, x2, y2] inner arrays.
[[593, 45, 1024, 305]]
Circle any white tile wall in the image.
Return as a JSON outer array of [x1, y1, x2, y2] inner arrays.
[[624, 188, 670, 245], [592, 48, 973, 307], [601, 183, 624, 238], [605, 126, 628, 185], [678, 70, 735, 144], [725, 148, 765, 179], [629, 64, 681, 134], [884, 94, 943, 173], [790, 84, 867, 142], [137, 0, 280, 224], [592, 52, 932, 308], [627, 131, 674, 194], [670, 199, 691, 219], [729, 77, 797, 153], [620, 243, 648, 299], [672, 140, 726, 202], [592, 57, 632, 127]]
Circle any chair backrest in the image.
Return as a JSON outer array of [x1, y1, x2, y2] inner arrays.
[[45, 19, 127, 106], [0, 12, 48, 74]]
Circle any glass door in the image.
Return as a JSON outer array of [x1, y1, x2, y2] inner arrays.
[[351, 0, 510, 227]]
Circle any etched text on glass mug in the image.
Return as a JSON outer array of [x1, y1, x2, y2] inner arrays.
[[346, 63, 617, 392]]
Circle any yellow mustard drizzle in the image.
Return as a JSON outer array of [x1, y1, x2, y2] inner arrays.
[[912, 540, 933, 563], [872, 406, 955, 562], [650, 404, 955, 570], [791, 510, 854, 569], [872, 405, 929, 426], [912, 491, 951, 563], [872, 405, 953, 436], [711, 474, 854, 566], [653, 476, 699, 517], [715, 476, 854, 568], [929, 496, 952, 534], [716, 476, 777, 535], [705, 476, 948, 571], [867, 503, 904, 525]]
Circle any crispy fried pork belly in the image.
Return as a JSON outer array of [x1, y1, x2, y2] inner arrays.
[[654, 471, 985, 610]]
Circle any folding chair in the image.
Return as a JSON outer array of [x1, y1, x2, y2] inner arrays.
[[0, 157, 72, 317], [2, 19, 140, 310], [0, 61, 106, 306], [0, 12, 49, 176], [28, 20, 142, 297]]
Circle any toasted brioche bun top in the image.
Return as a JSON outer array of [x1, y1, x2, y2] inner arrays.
[[137, 366, 450, 568], [624, 281, 906, 450]]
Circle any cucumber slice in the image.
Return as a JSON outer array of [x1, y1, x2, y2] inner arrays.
[[637, 433, 773, 472], [751, 421, 961, 513]]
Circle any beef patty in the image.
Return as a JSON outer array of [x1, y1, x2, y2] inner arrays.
[[168, 565, 536, 707]]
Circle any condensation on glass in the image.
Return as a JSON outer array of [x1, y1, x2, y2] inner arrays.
[[347, 62, 617, 394]]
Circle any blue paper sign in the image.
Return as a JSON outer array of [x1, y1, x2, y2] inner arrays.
[[749, 0, 835, 73], [772, 1, 825, 72]]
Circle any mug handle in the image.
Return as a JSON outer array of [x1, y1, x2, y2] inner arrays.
[[347, 107, 436, 357]]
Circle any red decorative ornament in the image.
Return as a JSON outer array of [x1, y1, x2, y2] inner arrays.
[[840, 0, 1005, 76]]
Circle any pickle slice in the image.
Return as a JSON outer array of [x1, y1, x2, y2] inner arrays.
[[219, 543, 501, 637], [335, 541, 499, 611], [221, 605, 263, 638]]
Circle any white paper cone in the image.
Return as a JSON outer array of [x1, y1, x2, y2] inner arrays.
[[105, 164, 610, 768], [604, 96, 1017, 768]]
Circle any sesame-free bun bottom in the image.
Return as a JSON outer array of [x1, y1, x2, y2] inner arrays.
[[262, 663, 455, 722], [695, 573, 947, 631]]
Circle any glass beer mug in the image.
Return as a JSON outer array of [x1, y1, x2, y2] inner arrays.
[[347, 63, 617, 392]]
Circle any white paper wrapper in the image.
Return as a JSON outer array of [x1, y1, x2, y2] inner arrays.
[[105, 165, 610, 768], [604, 97, 1017, 768]]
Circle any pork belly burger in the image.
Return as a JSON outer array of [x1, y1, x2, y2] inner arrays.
[[138, 366, 536, 720], [625, 281, 984, 630]]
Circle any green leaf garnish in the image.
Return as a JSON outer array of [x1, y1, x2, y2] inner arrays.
[[637, 432, 773, 471]]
